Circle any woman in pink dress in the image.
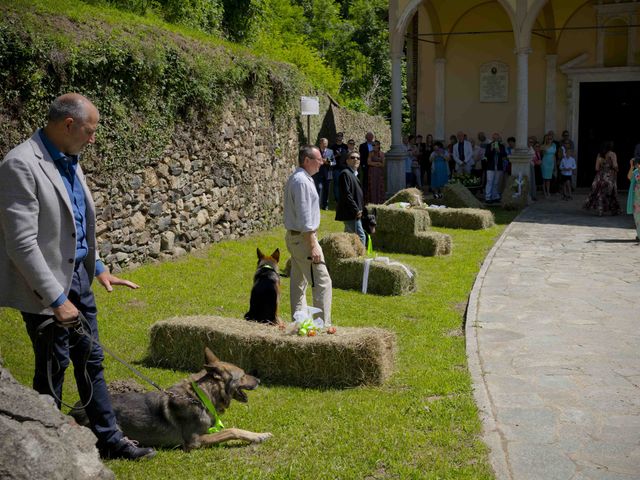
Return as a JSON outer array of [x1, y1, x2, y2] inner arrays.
[[367, 141, 385, 204]]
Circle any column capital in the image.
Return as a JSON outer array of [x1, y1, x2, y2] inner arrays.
[[514, 47, 532, 56], [434, 57, 447, 65], [545, 53, 558, 60]]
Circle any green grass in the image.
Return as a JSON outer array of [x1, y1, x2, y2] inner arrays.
[[0, 208, 516, 479]]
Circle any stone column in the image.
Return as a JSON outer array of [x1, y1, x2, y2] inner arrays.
[[434, 58, 446, 142], [544, 54, 557, 134], [507, 47, 532, 207], [385, 48, 408, 196]]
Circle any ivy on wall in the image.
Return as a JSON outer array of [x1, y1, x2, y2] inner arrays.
[[0, 3, 309, 175]]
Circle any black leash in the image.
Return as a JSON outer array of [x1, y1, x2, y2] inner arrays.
[[36, 312, 163, 411], [306, 257, 326, 287]]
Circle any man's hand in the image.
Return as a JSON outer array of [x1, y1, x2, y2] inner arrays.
[[96, 271, 140, 292], [52, 299, 79, 327], [356, 211, 362, 219], [310, 242, 322, 264]]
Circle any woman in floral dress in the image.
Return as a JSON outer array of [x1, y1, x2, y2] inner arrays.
[[583, 142, 621, 216]]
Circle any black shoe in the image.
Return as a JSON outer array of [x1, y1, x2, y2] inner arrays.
[[101, 437, 157, 461]]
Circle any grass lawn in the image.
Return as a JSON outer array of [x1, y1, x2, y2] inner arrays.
[[0, 207, 516, 479]]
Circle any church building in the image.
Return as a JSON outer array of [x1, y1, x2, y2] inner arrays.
[[387, 0, 640, 189]]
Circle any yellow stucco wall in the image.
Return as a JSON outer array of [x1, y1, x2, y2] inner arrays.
[[416, 2, 549, 141]]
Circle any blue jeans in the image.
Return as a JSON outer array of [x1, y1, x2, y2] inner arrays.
[[344, 219, 366, 246], [22, 262, 123, 451]]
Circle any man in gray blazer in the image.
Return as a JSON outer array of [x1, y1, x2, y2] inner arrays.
[[0, 93, 155, 460]]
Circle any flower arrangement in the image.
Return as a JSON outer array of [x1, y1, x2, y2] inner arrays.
[[449, 174, 482, 188]]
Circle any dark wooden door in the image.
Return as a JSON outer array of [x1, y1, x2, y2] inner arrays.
[[577, 81, 640, 189]]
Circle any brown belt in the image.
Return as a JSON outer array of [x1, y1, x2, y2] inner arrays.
[[288, 230, 301, 235]]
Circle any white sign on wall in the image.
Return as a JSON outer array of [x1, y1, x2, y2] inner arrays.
[[300, 96, 320, 115], [480, 62, 509, 103]]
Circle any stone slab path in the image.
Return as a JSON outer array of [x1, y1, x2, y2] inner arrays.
[[466, 193, 640, 480]]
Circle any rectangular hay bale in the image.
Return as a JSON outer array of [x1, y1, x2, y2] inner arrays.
[[372, 230, 451, 256], [372, 205, 431, 235], [148, 316, 396, 388], [332, 258, 417, 296], [426, 207, 495, 230], [441, 182, 484, 209]]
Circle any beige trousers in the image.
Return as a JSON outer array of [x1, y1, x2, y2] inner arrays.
[[285, 231, 332, 326]]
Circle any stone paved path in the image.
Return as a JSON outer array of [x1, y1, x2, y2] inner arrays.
[[466, 193, 640, 480]]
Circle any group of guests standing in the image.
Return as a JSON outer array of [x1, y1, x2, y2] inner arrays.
[[313, 131, 386, 211], [403, 129, 579, 205]]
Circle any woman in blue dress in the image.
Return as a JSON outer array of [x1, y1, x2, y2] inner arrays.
[[430, 141, 450, 199], [540, 133, 556, 198]]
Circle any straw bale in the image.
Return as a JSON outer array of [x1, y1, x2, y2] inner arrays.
[[384, 188, 423, 207], [370, 205, 431, 235], [148, 316, 396, 388], [335, 258, 416, 295], [441, 182, 484, 209], [373, 230, 451, 256], [501, 175, 530, 210], [319, 232, 365, 271], [318, 233, 416, 295], [425, 207, 495, 230]]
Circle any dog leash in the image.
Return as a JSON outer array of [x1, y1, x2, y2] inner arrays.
[[306, 257, 326, 287], [37, 312, 164, 410], [39, 313, 227, 430]]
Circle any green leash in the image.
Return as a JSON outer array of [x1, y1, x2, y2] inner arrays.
[[191, 381, 225, 434]]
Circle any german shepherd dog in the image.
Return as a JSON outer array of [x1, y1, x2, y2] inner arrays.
[[71, 348, 272, 450], [244, 248, 281, 324]]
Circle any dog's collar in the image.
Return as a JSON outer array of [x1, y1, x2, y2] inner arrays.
[[191, 381, 225, 434], [258, 264, 275, 272]]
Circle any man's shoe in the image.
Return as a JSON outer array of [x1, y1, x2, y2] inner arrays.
[[102, 437, 157, 460]]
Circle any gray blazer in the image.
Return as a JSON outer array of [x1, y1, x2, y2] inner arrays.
[[0, 133, 98, 315]]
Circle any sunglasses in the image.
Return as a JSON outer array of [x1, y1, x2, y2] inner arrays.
[[349, 155, 360, 159]]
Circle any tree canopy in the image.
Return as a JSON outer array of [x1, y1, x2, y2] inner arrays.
[[91, 0, 391, 118]]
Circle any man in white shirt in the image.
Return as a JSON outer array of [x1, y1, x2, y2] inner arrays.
[[453, 131, 473, 174], [283, 145, 332, 326]]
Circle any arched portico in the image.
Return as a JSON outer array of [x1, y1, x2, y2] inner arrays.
[[386, 0, 640, 195]]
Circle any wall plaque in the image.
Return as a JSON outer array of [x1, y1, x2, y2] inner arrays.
[[480, 62, 509, 103]]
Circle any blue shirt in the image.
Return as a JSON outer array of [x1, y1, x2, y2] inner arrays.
[[38, 129, 104, 307]]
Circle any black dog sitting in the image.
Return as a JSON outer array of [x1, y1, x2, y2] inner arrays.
[[244, 248, 281, 324]]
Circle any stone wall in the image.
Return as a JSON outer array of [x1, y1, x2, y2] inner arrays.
[[90, 97, 298, 272], [304, 95, 391, 149]]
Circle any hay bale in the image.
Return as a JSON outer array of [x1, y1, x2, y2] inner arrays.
[[425, 207, 495, 230], [336, 258, 416, 295], [368, 205, 451, 256], [373, 230, 451, 256], [319, 232, 365, 272], [384, 188, 423, 207], [318, 233, 417, 295], [148, 316, 396, 388], [501, 175, 530, 210], [441, 182, 484, 209], [371, 204, 431, 235]]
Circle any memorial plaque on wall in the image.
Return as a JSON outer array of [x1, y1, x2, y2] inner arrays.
[[480, 62, 509, 103]]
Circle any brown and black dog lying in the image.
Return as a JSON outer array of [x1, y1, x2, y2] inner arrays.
[[244, 248, 281, 324], [71, 348, 272, 451]]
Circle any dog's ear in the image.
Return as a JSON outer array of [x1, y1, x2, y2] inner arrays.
[[271, 248, 280, 262], [204, 347, 220, 365], [257, 248, 265, 260]]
